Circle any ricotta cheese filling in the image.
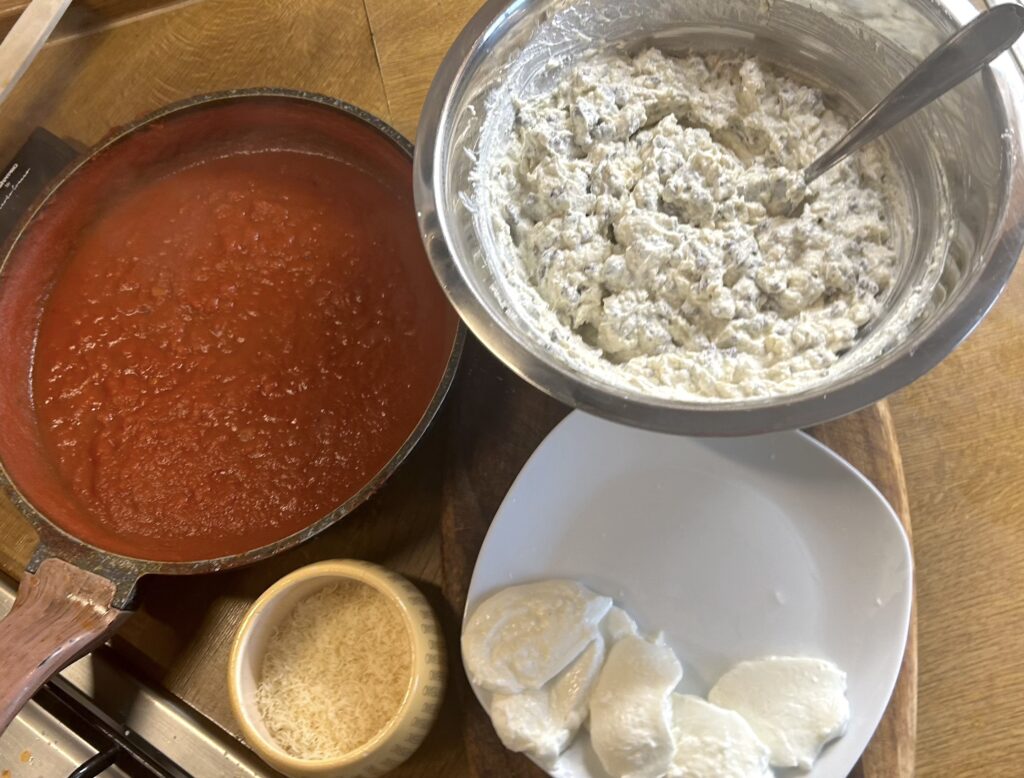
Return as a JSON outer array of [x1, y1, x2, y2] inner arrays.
[[483, 48, 901, 399]]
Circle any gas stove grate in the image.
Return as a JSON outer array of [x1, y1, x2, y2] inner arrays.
[[36, 676, 188, 778]]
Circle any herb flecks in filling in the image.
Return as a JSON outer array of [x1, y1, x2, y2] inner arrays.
[[487, 50, 898, 399]]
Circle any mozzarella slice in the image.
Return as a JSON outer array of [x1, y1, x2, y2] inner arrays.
[[602, 606, 639, 642], [667, 694, 771, 778], [489, 691, 570, 768], [709, 656, 850, 769], [551, 636, 606, 731], [462, 580, 613, 693], [589, 634, 682, 778], [489, 637, 606, 768], [582, 609, 638, 735]]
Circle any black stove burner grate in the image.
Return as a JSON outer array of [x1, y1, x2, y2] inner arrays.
[[37, 677, 188, 778]]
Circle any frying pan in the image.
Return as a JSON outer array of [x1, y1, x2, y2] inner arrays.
[[0, 90, 463, 731]]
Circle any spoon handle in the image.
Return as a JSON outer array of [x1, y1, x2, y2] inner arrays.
[[804, 3, 1024, 183], [0, 0, 72, 107]]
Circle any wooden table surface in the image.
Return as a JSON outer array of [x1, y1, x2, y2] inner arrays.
[[0, 1, 1021, 776]]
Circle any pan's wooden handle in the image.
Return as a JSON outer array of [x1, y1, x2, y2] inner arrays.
[[0, 557, 129, 732]]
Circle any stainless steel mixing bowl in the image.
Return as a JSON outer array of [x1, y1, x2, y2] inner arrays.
[[414, 0, 1024, 435]]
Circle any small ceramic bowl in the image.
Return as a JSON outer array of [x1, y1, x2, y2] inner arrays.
[[228, 559, 446, 778]]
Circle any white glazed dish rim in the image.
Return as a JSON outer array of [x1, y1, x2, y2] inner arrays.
[[461, 410, 913, 778]]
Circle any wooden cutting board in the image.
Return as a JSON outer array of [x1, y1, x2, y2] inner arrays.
[[440, 337, 916, 778]]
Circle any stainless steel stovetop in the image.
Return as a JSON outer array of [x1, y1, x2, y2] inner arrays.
[[0, 576, 277, 778]]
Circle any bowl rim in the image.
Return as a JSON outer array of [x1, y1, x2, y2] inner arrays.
[[413, 0, 1024, 436], [0, 88, 465, 593], [226, 559, 435, 772]]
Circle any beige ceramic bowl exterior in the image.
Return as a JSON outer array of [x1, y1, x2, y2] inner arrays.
[[227, 560, 446, 778]]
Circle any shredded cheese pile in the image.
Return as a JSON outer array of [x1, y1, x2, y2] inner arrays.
[[256, 580, 413, 759]]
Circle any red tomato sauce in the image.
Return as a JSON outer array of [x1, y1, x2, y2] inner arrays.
[[30, 149, 455, 561]]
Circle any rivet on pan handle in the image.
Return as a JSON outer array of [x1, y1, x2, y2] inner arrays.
[[0, 558, 129, 733]]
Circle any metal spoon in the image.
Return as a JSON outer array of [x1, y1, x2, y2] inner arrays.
[[803, 2, 1024, 185]]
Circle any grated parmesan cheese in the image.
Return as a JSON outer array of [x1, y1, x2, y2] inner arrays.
[[256, 580, 413, 759]]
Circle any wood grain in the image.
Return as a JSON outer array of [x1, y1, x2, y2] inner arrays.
[[362, 0, 481, 137], [893, 10, 1024, 773], [0, 0, 392, 165], [0, 559, 129, 731], [0, 0, 1019, 775], [440, 340, 568, 778], [0, 0, 189, 40], [809, 403, 916, 778], [888, 271, 1024, 777]]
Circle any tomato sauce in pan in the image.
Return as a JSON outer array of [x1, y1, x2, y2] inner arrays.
[[30, 149, 455, 561]]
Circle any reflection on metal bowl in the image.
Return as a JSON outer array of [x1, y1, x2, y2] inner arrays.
[[415, 0, 1024, 435]]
